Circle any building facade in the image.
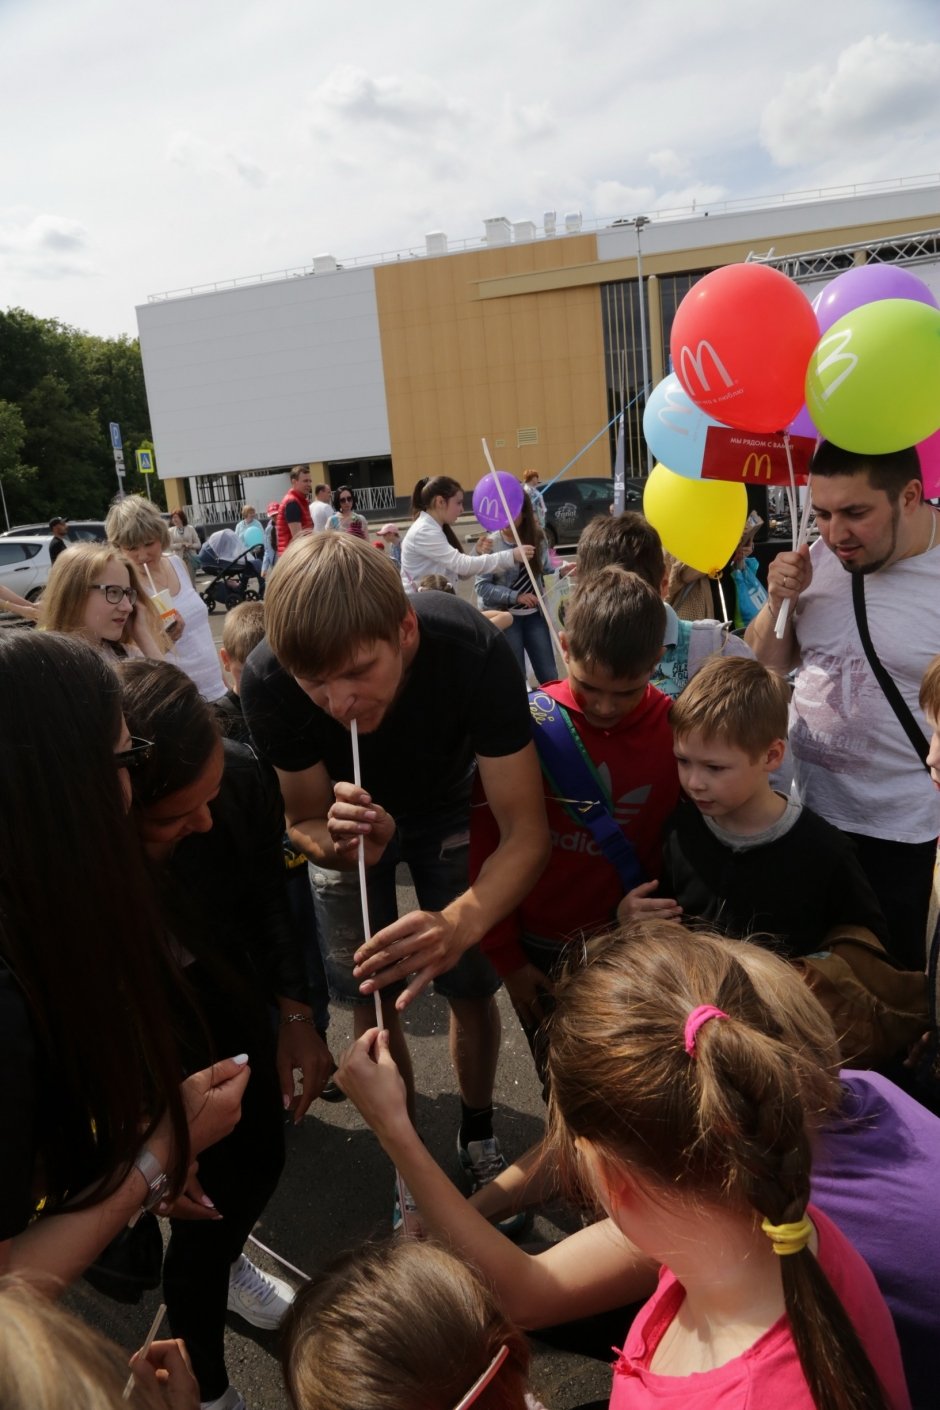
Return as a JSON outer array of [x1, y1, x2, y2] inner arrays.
[[135, 179, 940, 523]]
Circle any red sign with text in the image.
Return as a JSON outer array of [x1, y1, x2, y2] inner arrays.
[[701, 428, 814, 486]]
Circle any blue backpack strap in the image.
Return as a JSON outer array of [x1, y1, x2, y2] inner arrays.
[[528, 691, 645, 893]]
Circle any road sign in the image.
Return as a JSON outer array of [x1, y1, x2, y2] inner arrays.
[[136, 449, 154, 474], [116, 467, 126, 477], [109, 422, 122, 451]]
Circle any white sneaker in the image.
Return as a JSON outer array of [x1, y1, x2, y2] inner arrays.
[[226, 1253, 294, 1330], [200, 1387, 246, 1410]]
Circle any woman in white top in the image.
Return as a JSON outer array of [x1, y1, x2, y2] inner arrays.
[[168, 509, 202, 585], [400, 475, 533, 591], [106, 497, 227, 701]]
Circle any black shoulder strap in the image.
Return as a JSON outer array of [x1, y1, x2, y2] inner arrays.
[[852, 572, 929, 768]]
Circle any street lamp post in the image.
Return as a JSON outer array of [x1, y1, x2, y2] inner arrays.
[[631, 215, 652, 471]]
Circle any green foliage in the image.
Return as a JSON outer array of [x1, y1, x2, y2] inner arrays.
[[0, 307, 166, 524]]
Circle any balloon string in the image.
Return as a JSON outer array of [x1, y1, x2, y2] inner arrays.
[[774, 447, 815, 640], [481, 439, 565, 665]]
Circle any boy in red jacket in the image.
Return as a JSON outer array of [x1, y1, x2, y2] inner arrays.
[[471, 566, 680, 1067]]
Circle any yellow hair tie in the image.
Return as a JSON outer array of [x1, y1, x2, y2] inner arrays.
[[761, 1215, 813, 1256]]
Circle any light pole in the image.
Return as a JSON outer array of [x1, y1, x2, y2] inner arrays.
[[631, 215, 652, 471], [0, 474, 9, 531]]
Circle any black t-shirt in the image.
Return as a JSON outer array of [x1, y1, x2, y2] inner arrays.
[[241, 592, 530, 819], [49, 535, 68, 562], [283, 499, 303, 526]]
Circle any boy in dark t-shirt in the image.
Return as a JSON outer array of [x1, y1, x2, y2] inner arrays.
[[619, 655, 889, 957], [241, 534, 549, 1224]]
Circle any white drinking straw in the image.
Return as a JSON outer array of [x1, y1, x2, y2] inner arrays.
[[123, 1301, 166, 1400], [480, 439, 565, 663], [350, 719, 384, 1034], [143, 563, 159, 597], [350, 718, 418, 1234]]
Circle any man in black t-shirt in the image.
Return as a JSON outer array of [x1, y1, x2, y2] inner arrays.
[[48, 516, 70, 562], [242, 534, 549, 1210]]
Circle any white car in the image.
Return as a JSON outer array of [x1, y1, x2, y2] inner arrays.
[[0, 536, 54, 603]]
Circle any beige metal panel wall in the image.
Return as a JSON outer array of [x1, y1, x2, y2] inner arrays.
[[374, 235, 610, 497]]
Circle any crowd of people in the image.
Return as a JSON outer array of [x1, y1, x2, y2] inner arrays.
[[2, 444, 939, 1410]]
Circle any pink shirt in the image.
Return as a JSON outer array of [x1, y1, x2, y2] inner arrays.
[[610, 1206, 909, 1410]]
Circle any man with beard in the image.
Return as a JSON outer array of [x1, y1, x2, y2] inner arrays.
[[746, 441, 940, 966]]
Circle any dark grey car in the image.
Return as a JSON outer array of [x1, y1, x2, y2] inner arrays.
[[541, 476, 646, 546]]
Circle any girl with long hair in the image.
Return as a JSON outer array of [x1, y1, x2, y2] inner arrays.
[[41, 542, 167, 658], [400, 474, 534, 591], [475, 490, 558, 684], [119, 657, 329, 1410], [338, 923, 909, 1410], [0, 632, 248, 1289]]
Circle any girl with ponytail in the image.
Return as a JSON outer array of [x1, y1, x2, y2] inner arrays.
[[338, 923, 910, 1410], [400, 475, 534, 592]]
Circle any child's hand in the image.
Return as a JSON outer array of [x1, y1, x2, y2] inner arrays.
[[128, 1339, 200, 1410], [336, 1028, 413, 1144], [617, 880, 682, 924]]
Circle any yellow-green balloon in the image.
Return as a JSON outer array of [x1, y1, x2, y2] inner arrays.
[[643, 464, 748, 575], [805, 298, 940, 454]]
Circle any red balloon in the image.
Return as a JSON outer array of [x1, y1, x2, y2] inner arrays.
[[670, 264, 820, 434]]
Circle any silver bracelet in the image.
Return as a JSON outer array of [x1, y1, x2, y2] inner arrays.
[[281, 1012, 316, 1026]]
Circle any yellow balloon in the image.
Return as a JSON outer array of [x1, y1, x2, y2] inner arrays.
[[643, 464, 748, 575]]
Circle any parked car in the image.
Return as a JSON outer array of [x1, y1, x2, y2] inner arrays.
[[541, 476, 646, 546], [0, 520, 108, 544], [0, 537, 54, 602]]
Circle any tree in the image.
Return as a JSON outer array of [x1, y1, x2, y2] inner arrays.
[[0, 307, 161, 522], [0, 400, 36, 530]]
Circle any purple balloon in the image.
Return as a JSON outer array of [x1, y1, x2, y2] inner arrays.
[[787, 403, 818, 439], [472, 471, 524, 531], [815, 264, 938, 336]]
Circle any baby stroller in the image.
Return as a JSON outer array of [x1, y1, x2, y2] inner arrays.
[[198, 529, 263, 613]]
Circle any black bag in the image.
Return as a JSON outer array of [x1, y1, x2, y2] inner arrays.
[[82, 1212, 164, 1304]]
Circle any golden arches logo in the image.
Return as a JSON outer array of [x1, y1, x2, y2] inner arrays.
[[742, 453, 772, 481]]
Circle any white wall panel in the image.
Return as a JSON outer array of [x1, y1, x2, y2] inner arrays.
[[136, 268, 390, 479]]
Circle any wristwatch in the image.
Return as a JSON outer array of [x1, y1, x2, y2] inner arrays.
[[133, 1148, 169, 1213]]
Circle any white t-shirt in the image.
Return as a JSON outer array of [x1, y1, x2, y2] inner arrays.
[[311, 498, 333, 532], [790, 535, 940, 843]]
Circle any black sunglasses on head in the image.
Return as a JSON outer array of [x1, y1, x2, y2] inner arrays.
[[115, 737, 154, 770]]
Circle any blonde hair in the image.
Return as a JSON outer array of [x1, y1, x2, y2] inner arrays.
[[221, 599, 266, 665], [547, 922, 886, 1410], [0, 1277, 161, 1410], [670, 655, 789, 759], [919, 653, 940, 722], [105, 496, 170, 552], [283, 1240, 530, 1410], [265, 532, 409, 678], [41, 542, 165, 652]]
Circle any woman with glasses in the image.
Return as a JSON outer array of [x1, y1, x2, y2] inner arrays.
[[325, 484, 369, 539], [41, 542, 167, 659], [0, 631, 248, 1291]]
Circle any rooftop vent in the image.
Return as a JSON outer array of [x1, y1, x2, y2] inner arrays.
[[312, 254, 337, 273], [484, 216, 512, 247], [425, 231, 448, 256], [564, 211, 582, 234]]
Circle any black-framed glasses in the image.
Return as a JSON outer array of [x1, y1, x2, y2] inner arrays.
[[115, 737, 154, 770], [92, 584, 138, 606]]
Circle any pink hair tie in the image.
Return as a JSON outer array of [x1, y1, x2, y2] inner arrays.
[[684, 1005, 729, 1057]]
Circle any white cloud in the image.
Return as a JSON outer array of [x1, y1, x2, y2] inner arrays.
[[0, 210, 95, 279], [166, 132, 269, 188], [308, 65, 467, 134], [648, 149, 689, 182], [760, 33, 940, 167]]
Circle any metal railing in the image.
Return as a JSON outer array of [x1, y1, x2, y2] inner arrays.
[[184, 484, 397, 527], [747, 226, 940, 283], [147, 174, 940, 304]]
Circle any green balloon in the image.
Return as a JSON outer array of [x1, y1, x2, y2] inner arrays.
[[805, 298, 940, 454]]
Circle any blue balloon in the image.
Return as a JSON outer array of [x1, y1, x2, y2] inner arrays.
[[642, 374, 725, 479]]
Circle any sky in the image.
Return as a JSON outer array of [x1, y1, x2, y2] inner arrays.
[[2, 0, 939, 340]]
